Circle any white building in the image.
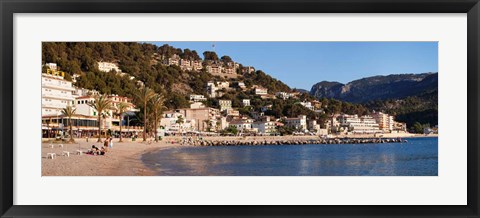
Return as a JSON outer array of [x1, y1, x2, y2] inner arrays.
[[229, 119, 254, 132], [217, 81, 230, 89], [225, 108, 240, 117], [255, 87, 268, 95], [372, 111, 394, 131], [206, 81, 230, 98], [275, 92, 291, 100], [338, 114, 381, 134], [241, 66, 255, 74], [44, 63, 57, 71], [162, 54, 180, 66], [242, 99, 251, 107], [190, 102, 205, 109], [179, 59, 193, 71], [223, 67, 236, 74], [284, 115, 307, 131], [300, 101, 315, 111], [74, 94, 136, 130], [160, 111, 195, 134], [206, 65, 224, 74], [237, 82, 246, 89], [206, 82, 217, 98], [42, 71, 75, 116], [189, 94, 207, 102], [97, 62, 121, 73], [252, 117, 276, 135], [219, 100, 232, 111]]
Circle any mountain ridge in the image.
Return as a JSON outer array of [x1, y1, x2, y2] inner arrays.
[[310, 72, 438, 103]]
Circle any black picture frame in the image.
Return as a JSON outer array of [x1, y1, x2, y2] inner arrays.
[[1, 0, 479, 217]]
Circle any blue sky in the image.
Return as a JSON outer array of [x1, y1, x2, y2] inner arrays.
[[151, 42, 438, 90]]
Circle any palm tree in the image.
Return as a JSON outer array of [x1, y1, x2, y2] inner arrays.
[[87, 94, 113, 142], [61, 105, 76, 143], [151, 94, 166, 142], [135, 87, 156, 142], [116, 102, 130, 142]]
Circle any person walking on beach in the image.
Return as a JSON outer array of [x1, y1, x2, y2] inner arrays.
[[109, 137, 113, 148]]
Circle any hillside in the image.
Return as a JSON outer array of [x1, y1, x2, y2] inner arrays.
[[42, 42, 292, 109]]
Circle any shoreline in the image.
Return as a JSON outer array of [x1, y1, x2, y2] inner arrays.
[[42, 134, 437, 176]]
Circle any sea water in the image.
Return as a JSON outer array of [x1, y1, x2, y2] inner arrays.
[[141, 137, 438, 176]]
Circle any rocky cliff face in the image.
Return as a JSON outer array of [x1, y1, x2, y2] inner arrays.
[[310, 73, 438, 103]]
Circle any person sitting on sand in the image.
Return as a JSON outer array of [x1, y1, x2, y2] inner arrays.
[[87, 145, 100, 155], [99, 147, 106, 155]]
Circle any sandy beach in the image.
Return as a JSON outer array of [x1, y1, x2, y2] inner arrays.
[[41, 139, 174, 176], [42, 133, 435, 176]]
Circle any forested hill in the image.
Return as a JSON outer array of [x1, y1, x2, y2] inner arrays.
[[41, 42, 292, 109], [310, 73, 438, 128]]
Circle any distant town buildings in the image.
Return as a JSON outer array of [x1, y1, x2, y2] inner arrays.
[[42, 49, 417, 139]]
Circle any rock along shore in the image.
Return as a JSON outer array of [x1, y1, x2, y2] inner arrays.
[[188, 137, 407, 147]]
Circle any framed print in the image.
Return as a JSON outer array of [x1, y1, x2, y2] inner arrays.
[[1, 0, 479, 217]]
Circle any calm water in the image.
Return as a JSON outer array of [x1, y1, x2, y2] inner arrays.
[[142, 137, 438, 176]]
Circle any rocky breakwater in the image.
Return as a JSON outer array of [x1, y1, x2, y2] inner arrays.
[[193, 138, 407, 147]]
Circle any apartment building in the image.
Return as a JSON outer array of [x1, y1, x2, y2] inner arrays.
[[252, 116, 276, 135], [338, 114, 381, 134], [219, 99, 232, 111], [372, 111, 394, 131], [284, 115, 307, 131], [41, 71, 75, 116]]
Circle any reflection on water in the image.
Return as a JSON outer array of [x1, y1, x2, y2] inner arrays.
[[142, 137, 438, 176]]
